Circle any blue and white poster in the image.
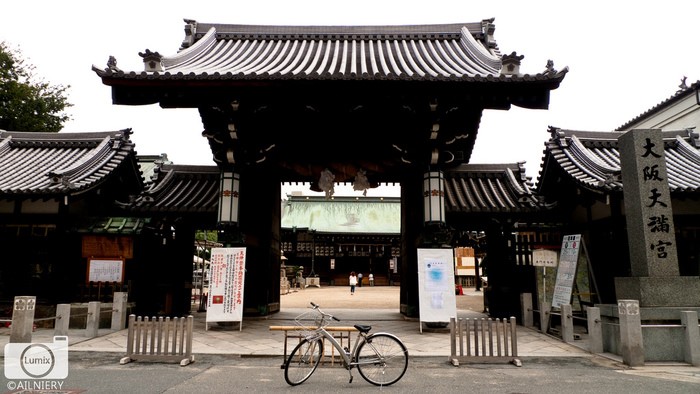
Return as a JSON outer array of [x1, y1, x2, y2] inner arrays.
[[417, 248, 457, 332]]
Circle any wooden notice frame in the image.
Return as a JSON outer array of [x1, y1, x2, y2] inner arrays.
[[87, 258, 125, 284]]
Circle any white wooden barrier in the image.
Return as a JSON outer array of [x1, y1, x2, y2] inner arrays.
[[120, 314, 195, 366], [449, 316, 521, 366]]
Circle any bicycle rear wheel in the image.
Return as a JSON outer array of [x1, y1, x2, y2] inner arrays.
[[284, 338, 323, 386], [356, 333, 408, 386]]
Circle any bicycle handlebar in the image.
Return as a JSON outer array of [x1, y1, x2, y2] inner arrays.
[[309, 302, 340, 321]]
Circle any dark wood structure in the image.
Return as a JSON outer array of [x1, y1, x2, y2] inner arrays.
[[92, 19, 567, 317], [0, 130, 144, 307]]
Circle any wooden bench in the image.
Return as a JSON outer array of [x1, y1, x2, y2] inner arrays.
[[269, 325, 358, 367]]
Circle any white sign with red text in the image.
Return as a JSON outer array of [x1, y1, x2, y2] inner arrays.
[[206, 247, 246, 330]]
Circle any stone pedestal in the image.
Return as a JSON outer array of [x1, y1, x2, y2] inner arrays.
[[599, 303, 700, 362], [615, 276, 700, 307]]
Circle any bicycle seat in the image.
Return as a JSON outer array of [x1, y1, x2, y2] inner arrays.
[[354, 324, 371, 333]]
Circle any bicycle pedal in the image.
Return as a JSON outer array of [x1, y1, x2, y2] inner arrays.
[[348, 376, 353, 384]]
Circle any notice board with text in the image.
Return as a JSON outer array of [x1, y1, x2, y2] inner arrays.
[[206, 247, 247, 330]]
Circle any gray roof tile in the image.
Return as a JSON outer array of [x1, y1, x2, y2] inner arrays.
[[444, 163, 542, 212], [126, 164, 220, 213], [0, 130, 138, 196], [93, 20, 567, 84], [537, 127, 700, 194]]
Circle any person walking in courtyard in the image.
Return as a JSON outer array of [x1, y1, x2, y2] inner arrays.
[[358, 272, 363, 287], [349, 271, 358, 295], [369, 272, 374, 286]]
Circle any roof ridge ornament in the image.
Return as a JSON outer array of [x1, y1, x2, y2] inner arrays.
[[677, 76, 688, 93], [139, 49, 163, 72], [182, 19, 198, 49], [480, 18, 496, 48], [353, 169, 370, 196], [501, 52, 523, 76], [686, 127, 700, 148], [318, 169, 335, 199], [107, 56, 121, 72], [544, 59, 557, 75]]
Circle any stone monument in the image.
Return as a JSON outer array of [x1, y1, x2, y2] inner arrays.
[[601, 129, 700, 362], [616, 129, 700, 305]]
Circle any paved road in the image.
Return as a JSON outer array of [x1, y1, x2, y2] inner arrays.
[[3, 352, 699, 393], [2, 287, 700, 392]]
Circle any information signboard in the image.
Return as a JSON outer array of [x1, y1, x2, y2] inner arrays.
[[551, 235, 581, 308], [87, 258, 124, 283], [417, 248, 457, 333], [206, 247, 247, 330]]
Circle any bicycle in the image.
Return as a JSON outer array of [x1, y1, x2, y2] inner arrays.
[[284, 302, 408, 386]]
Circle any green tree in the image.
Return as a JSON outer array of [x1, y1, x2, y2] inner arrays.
[[0, 42, 72, 132]]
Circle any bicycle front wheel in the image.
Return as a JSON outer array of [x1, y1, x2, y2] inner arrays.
[[284, 338, 323, 386], [355, 333, 408, 386]]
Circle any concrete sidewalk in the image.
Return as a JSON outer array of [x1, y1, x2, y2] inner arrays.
[[4, 286, 700, 385], [1, 286, 590, 359]]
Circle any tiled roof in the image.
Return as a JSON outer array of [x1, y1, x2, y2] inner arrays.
[[137, 154, 173, 186], [616, 81, 700, 131], [536, 127, 700, 194], [0, 129, 139, 196], [93, 19, 567, 85], [73, 216, 151, 234], [444, 163, 543, 213], [117, 162, 543, 216], [124, 164, 220, 213]]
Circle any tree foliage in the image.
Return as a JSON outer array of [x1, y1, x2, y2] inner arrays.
[[0, 42, 72, 132]]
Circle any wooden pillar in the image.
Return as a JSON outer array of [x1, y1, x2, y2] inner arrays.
[[400, 175, 422, 317], [237, 169, 281, 316]]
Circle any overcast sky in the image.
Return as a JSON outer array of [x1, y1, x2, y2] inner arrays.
[[4, 1, 699, 197]]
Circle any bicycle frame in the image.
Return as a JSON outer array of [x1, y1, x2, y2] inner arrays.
[[285, 302, 408, 386], [305, 326, 364, 368]]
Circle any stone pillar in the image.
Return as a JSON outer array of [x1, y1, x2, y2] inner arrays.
[[618, 300, 644, 366], [561, 304, 574, 343], [539, 301, 550, 333], [587, 306, 604, 353], [55, 303, 71, 336], [681, 311, 700, 366], [616, 129, 700, 306], [85, 301, 100, 338], [520, 293, 533, 328], [112, 291, 129, 330], [10, 296, 36, 343]]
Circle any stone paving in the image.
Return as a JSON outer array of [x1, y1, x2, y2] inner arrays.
[[0, 286, 592, 360], [4, 286, 700, 384]]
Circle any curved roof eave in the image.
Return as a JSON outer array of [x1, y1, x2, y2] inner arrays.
[[537, 127, 700, 195], [0, 129, 140, 197], [92, 19, 567, 106]]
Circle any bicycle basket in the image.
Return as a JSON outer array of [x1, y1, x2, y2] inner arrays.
[[294, 309, 330, 336]]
